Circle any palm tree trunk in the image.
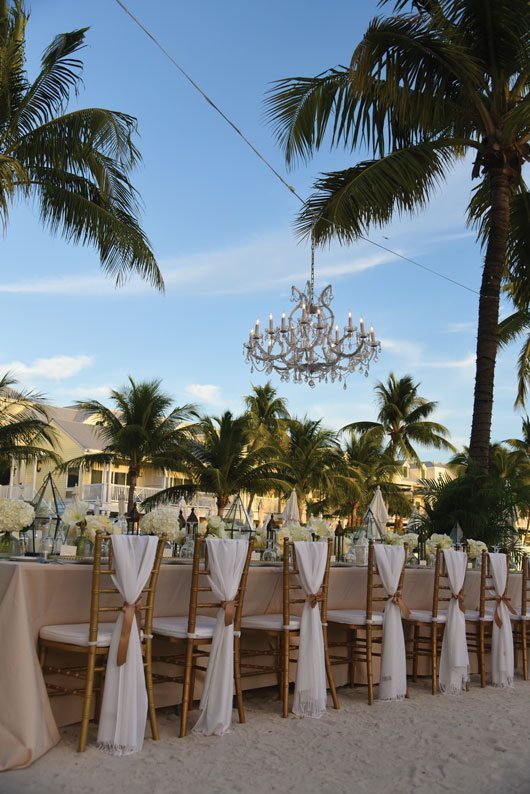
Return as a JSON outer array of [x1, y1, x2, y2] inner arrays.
[[217, 495, 229, 517], [469, 168, 512, 471], [127, 465, 140, 514]]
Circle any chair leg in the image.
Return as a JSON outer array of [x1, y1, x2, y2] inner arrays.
[[282, 630, 290, 718], [479, 622, 486, 688], [94, 669, 104, 724], [180, 638, 195, 737], [274, 636, 282, 700], [431, 623, 438, 695], [234, 634, 245, 724], [38, 642, 47, 670], [521, 620, 528, 681], [412, 624, 419, 682], [145, 639, 159, 741], [323, 626, 339, 710], [348, 629, 356, 687], [366, 625, 374, 706], [78, 647, 97, 752]]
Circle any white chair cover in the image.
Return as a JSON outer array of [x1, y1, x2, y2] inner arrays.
[[439, 549, 469, 694], [97, 535, 158, 755], [489, 552, 514, 688], [292, 541, 328, 719], [193, 538, 248, 736], [373, 544, 407, 701]]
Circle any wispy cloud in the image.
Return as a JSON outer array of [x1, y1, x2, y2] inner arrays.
[[185, 383, 225, 408], [422, 354, 475, 370], [0, 354, 93, 380], [446, 321, 476, 334], [55, 383, 114, 399]]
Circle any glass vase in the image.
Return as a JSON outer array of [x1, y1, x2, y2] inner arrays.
[[0, 532, 11, 555]]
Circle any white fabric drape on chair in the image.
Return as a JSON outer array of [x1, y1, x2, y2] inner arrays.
[[489, 552, 514, 688], [97, 535, 158, 755], [439, 549, 469, 694], [193, 538, 248, 736], [373, 544, 407, 701], [292, 541, 328, 719]]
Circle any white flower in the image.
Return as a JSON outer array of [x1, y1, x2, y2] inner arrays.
[[85, 514, 116, 543], [467, 538, 488, 560], [400, 532, 419, 551], [205, 515, 227, 538], [140, 507, 185, 542], [382, 530, 402, 546], [308, 517, 334, 539], [253, 527, 267, 551], [0, 498, 35, 533], [426, 532, 453, 557], [62, 501, 90, 526]]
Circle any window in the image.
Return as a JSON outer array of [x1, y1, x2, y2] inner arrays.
[[67, 468, 79, 488], [0, 463, 10, 486], [112, 472, 127, 486], [91, 469, 103, 485], [402, 466, 408, 478]]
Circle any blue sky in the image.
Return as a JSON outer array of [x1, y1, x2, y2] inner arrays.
[[0, 0, 523, 457]]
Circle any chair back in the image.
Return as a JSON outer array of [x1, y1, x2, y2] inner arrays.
[[88, 530, 166, 645], [366, 540, 408, 620], [479, 550, 510, 617], [522, 553, 529, 618], [431, 547, 457, 618], [187, 535, 254, 635], [282, 538, 333, 627]]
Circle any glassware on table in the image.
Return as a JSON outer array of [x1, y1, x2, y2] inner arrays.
[[344, 543, 356, 564], [261, 538, 277, 563], [39, 536, 54, 562], [180, 533, 195, 559]]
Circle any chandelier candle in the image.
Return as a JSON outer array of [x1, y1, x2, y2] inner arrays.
[[244, 239, 381, 388]]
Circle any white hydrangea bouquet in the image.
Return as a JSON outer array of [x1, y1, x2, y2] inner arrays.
[[0, 498, 35, 535], [201, 515, 226, 538], [467, 538, 488, 561], [140, 507, 185, 543], [85, 514, 119, 543], [426, 532, 453, 559], [382, 530, 419, 550]]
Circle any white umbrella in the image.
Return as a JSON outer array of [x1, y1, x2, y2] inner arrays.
[[178, 497, 189, 520], [282, 489, 300, 525], [364, 486, 389, 535]]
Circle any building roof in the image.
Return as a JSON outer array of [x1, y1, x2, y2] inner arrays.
[[47, 406, 105, 451]]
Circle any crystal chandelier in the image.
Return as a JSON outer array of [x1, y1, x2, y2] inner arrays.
[[244, 238, 381, 388]]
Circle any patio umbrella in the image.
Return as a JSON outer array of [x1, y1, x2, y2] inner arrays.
[[282, 489, 300, 525], [363, 486, 389, 535], [178, 497, 189, 520]]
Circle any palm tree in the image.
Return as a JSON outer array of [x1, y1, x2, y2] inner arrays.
[[0, 1, 162, 288], [151, 411, 285, 517], [280, 417, 345, 519], [243, 382, 290, 449], [340, 427, 409, 525], [498, 307, 530, 407], [345, 373, 455, 463], [0, 371, 59, 469], [266, 0, 530, 471], [65, 378, 195, 513]]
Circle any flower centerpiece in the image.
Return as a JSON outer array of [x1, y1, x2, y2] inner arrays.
[[308, 517, 334, 540], [467, 538, 487, 566], [85, 514, 116, 543], [140, 507, 185, 543], [62, 501, 91, 557], [201, 515, 227, 539], [426, 532, 453, 561], [0, 498, 35, 554]]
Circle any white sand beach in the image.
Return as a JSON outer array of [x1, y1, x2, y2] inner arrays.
[[3, 680, 529, 794]]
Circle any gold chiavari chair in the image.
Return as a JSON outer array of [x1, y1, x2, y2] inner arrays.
[[512, 553, 529, 680], [327, 539, 408, 705], [38, 531, 166, 752], [464, 550, 512, 687], [152, 535, 253, 737], [239, 537, 339, 718], [402, 546, 453, 695]]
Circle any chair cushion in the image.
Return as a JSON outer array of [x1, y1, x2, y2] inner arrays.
[[327, 609, 383, 626], [407, 609, 447, 624], [152, 615, 217, 639], [242, 614, 301, 631], [39, 622, 114, 647], [464, 609, 494, 622]]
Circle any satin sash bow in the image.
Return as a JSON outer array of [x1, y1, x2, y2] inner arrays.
[[306, 592, 323, 609], [493, 593, 516, 628], [117, 598, 143, 667], [221, 599, 236, 626], [452, 589, 465, 613], [390, 590, 410, 619]]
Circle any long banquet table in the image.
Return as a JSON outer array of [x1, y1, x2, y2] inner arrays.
[[0, 559, 522, 771]]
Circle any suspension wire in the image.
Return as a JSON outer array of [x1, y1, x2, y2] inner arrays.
[[113, 0, 481, 299]]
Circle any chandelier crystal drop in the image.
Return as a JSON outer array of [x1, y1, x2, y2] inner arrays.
[[244, 239, 381, 388]]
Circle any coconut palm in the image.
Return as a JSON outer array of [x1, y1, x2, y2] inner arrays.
[[498, 307, 530, 408], [0, 371, 59, 468], [345, 373, 455, 463], [0, 1, 162, 288], [64, 378, 196, 513], [266, 0, 530, 471], [243, 382, 290, 449], [279, 416, 345, 518], [149, 411, 286, 517]]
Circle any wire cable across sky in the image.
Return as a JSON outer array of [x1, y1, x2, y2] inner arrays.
[[114, 0, 481, 299]]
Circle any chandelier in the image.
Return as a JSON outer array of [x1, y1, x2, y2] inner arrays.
[[244, 239, 381, 388]]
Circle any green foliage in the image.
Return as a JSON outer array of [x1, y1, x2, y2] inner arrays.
[[0, 371, 60, 466], [0, 2, 162, 288]]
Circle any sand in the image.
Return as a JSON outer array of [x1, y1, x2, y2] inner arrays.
[[2, 680, 530, 794]]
